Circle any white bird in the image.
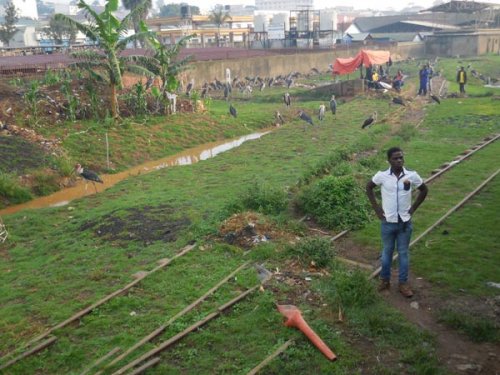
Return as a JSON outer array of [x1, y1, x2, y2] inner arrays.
[[318, 104, 326, 121]]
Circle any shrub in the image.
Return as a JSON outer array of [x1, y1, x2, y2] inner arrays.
[[328, 268, 377, 308], [241, 182, 288, 215], [298, 175, 371, 230], [288, 236, 334, 268], [0, 172, 33, 205]]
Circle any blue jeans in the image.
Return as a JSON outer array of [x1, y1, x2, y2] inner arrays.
[[380, 220, 413, 283]]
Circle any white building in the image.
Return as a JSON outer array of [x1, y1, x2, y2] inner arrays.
[[0, 0, 38, 20], [255, 0, 313, 12]]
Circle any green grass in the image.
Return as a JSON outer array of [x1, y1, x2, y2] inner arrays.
[[1, 55, 499, 374]]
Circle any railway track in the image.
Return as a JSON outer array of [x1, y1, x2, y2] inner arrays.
[[1, 133, 498, 374]]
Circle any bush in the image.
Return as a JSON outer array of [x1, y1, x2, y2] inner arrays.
[[298, 175, 371, 230], [241, 182, 288, 215], [288, 236, 334, 268], [0, 172, 33, 205], [328, 269, 377, 308]]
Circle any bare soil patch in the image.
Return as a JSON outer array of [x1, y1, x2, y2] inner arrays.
[[79, 204, 191, 247]]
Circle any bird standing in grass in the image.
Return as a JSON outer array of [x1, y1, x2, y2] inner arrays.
[[275, 110, 284, 126], [318, 104, 326, 121], [283, 93, 291, 108], [329, 95, 337, 115], [298, 110, 314, 130], [430, 94, 441, 104], [362, 112, 378, 129], [75, 163, 103, 193], [229, 104, 238, 118]]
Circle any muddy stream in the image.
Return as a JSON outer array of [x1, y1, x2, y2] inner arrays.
[[1, 131, 270, 216]]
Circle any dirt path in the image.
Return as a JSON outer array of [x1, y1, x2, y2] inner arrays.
[[382, 275, 500, 374]]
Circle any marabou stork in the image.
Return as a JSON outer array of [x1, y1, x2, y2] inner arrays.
[[318, 104, 326, 121], [229, 104, 238, 118], [298, 110, 314, 130], [275, 111, 284, 126], [329, 95, 337, 115], [430, 94, 441, 104], [361, 112, 378, 129], [75, 163, 103, 193], [283, 93, 291, 107], [392, 97, 405, 106]]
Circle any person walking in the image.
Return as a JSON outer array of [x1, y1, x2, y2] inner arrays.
[[457, 66, 467, 94], [366, 147, 428, 297]]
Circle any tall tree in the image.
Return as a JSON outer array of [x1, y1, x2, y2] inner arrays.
[[43, 15, 78, 45], [55, 0, 155, 118], [122, 0, 152, 47], [209, 7, 231, 47], [0, 2, 19, 47]]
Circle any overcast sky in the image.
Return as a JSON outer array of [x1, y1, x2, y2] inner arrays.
[[168, 0, 500, 12], [50, 0, 500, 13]]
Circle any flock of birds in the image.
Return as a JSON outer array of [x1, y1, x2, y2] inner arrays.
[[76, 62, 451, 192]]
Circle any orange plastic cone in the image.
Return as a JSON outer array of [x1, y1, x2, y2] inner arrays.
[[277, 304, 337, 361]]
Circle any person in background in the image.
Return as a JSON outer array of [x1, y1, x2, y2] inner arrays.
[[366, 147, 428, 298], [418, 65, 430, 96], [393, 69, 404, 92], [457, 66, 467, 94]]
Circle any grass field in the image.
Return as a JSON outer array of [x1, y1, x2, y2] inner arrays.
[[0, 54, 499, 374]]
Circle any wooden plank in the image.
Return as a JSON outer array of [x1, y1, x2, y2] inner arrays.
[[128, 357, 161, 375], [0, 336, 57, 370], [112, 285, 259, 375], [106, 262, 250, 368], [24, 244, 196, 347], [79, 347, 121, 375], [247, 340, 294, 375]]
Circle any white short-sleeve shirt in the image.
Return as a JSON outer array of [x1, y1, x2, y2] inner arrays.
[[372, 167, 423, 223]]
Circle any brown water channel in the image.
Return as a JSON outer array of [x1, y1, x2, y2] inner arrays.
[[1, 131, 271, 216]]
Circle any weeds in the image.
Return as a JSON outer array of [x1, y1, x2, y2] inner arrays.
[[298, 175, 371, 230], [288, 236, 334, 267], [24, 81, 41, 126], [31, 171, 60, 196], [438, 308, 499, 343], [0, 172, 33, 206], [241, 181, 288, 215]]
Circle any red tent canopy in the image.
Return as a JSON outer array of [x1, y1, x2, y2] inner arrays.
[[333, 50, 391, 75]]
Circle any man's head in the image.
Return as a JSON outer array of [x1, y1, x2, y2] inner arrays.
[[461, 66, 465, 70], [387, 147, 404, 170]]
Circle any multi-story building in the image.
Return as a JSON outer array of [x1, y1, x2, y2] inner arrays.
[[255, 0, 313, 12]]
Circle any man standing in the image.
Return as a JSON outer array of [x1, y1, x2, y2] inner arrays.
[[457, 66, 467, 94], [418, 65, 430, 96], [366, 147, 428, 297]]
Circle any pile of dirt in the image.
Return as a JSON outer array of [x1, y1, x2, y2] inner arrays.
[[218, 212, 293, 249]]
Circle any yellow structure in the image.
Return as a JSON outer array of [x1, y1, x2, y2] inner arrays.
[[146, 16, 254, 47]]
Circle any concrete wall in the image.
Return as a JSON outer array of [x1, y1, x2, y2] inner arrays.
[[183, 43, 425, 87], [425, 29, 500, 57]]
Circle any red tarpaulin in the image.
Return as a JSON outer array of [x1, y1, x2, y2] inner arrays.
[[333, 50, 391, 75]]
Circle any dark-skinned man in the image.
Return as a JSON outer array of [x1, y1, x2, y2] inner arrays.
[[366, 147, 428, 297]]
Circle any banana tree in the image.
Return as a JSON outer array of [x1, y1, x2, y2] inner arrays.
[[54, 0, 155, 118]]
